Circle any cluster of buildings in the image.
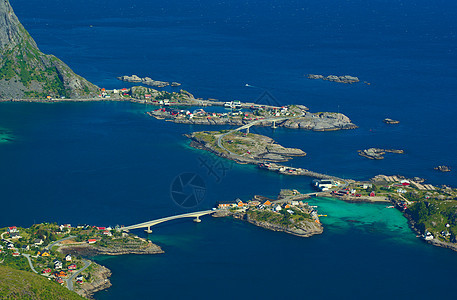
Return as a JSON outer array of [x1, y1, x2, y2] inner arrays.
[[217, 198, 320, 222], [153, 107, 256, 121], [0, 223, 122, 287]]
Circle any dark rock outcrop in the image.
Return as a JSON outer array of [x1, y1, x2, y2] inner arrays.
[[307, 74, 360, 84], [358, 148, 404, 160], [434, 165, 451, 172], [118, 75, 181, 88], [383, 118, 400, 124]]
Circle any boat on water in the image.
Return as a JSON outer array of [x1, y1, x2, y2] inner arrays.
[[386, 205, 395, 208]]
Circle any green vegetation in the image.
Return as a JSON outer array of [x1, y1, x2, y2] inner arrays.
[[0, 43, 69, 98], [408, 197, 457, 241], [0, 266, 84, 300], [0, 7, 98, 99], [248, 208, 312, 228], [0, 254, 29, 271]]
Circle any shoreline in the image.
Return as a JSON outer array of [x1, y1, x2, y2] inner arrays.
[[56, 238, 164, 298], [187, 134, 344, 181], [213, 210, 323, 238]]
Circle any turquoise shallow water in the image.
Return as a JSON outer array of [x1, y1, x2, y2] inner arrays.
[[0, 128, 13, 143]]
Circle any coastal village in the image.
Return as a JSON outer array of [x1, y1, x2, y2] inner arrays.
[[0, 223, 161, 298], [310, 175, 457, 248], [214, 189, 323, 237]]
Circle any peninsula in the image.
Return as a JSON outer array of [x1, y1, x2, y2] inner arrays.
[[0, 223, 163, 299]]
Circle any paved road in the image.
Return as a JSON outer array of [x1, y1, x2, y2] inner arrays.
[[46, 235, 76, 250], [0, 232, 11, 243], [66, 259, 92, 291], [216, 114, 304, 158], [22, 254, 38, 274]]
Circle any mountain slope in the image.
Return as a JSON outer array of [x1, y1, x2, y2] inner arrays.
[[0, 0, 98, 99], [0, 266, 84, 300]]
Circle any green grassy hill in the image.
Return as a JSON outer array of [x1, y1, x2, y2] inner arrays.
[[0, 266, 84, 300]]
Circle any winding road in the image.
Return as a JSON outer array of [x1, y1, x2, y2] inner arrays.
[[66, 259, 92, 291], [216, 114, 305, 158], [46, 235, 76, 250], [21, 254, 38, 274]]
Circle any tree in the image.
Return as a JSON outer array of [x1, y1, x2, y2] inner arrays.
[[410, 201, 428, 223]]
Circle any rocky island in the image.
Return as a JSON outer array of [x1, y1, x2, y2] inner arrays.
[[149, 104, 358, 132], [117, 75, 181, 88], [358, 148, 404, 160], [383, 118, 400, 124], [214, 190, 323, 237], [307, 74, 360, 84], [434, 165, 451, 172], [188, 130, 306, 164]]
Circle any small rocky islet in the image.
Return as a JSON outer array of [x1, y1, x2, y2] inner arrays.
[[383, 118, 400, 124], [434, 165, 451, 172], [358, 148, 404, 160], [117, 75, 181, 88], [306, 74, 360, 84]]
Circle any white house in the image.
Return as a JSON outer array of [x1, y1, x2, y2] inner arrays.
[[34, 239, 44, 246], [54, 260, 63, 269], [65, 254, 72, 262], [7, 227, 18, 233], [10, 232, 21, 239], [274, 205, 282, 212]]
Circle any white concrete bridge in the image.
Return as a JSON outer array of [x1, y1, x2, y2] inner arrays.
[[122, 210, 216, 233]]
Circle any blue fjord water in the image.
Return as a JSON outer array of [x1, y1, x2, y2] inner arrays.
[[2, 0, 457, 298]]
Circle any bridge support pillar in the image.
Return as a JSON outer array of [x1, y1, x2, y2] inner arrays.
[[144, 226, 153, 234], [193, 216, 202, 223], [272, 120, 277, 129], [246, 127, 249, 134]]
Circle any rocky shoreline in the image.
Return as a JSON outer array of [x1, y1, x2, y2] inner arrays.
[[117, 75, 181, 88], [402, 213, 457, 253], [76, 263, 112, 299], [56, 240, 163, 298], [153, 110, 358, 131], [214, 211, 323, 238], [187, 134, 343, 180], [358, 148, 404, 160], [57, 240, 164, 257], [189, 131, 306, 164]]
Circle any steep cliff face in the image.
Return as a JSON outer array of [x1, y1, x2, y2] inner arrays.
[[0, 0, 98, 99]]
